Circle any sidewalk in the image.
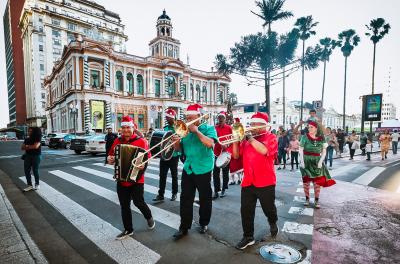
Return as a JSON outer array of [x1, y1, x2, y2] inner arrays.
[[0, 183, 47, 264]]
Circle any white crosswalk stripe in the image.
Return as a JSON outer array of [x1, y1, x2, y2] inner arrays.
[[352, 167, 386, 185], [293, 196, 315, 203], [282, 221, 314, 235], [18, 177, 161, 264], [296, 188, 314, 194], [288, 206, 314, 216]]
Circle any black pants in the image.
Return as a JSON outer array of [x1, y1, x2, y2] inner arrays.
[[290, 151, 299, 169], [105, 147, 111, 163], [117, 183, 152, 232], [348, 143, 355, 158], [278, 148, 286, 166], [213, 160, 229, 192], [360, 144, 366, 155], [180, 169, 212, 230], [241, 185, 278, 238], [367, 152, 371, 160], [24, 154, 41, 186], [338, 141, 344, 153], [158, 156, 179, 196]]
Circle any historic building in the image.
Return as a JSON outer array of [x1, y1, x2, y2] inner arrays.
[[44, 10, 231, 133], [19, 0, 128, 128]]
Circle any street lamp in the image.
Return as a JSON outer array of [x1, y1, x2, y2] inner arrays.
[[69, 103, 78, 136]]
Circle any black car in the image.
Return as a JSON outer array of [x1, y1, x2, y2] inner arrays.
[[70, 135, 95, 154], [48, 134, 76, 149]]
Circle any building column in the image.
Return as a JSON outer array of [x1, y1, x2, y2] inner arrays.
[[83, 55, 89, 89], [74, 55, 81, 90], [105, 101, 112, 129], [105, 60, 110, 90], [84, 101, 90, 132], [77, 100, 83, 132], [123, 66, 127, 95]]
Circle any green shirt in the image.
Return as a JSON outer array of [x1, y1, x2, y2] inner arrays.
[[164, 124, 180, 157], [181, 124, 218, 175]]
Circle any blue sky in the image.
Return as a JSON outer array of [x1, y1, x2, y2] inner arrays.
[[0, 0, 399, 127]]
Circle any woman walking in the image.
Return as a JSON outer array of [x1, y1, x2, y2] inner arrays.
[[379, 129, 391, 160], [21, 127, 42, 191], [288, 135, 299, 171], [347, 131, 359, 160], [324, 127, 337, 169], [299, 121, 336, 209]]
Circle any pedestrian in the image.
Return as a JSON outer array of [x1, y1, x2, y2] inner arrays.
[[391, 130, 399, 154], [379, 129, 391, 160], [172, 104, 217, 240], [105, 126, 118, 164], [336, 129, 345, 157], [277, 130, 289, 170], [324, 127, 336, 169], [21, 127, 42, 191], [288, 135, 299, 171], [146, 127, 154, 140], [359, 132, 368, 156], [232, 112, 279, 250], [366, 139, 373, 161], [299, 120, 336, 209], [153, 108, 180, 202], [213, 111, 232, 199], [347, 131, 359, 160], [107, 116, 155, 240]]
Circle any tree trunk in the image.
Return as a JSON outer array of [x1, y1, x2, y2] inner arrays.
[[321, 60, 327, 106], [369, 43, 376, 133], [264, 70, 270, 113], [283, 66, 286, 128], [300, 40, 305, 122], [343, 56, 348, 130]]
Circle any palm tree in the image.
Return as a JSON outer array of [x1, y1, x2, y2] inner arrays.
[[338, 29, 360, 130], [294, 16, 318, 121], [251, 0, 293, 113], [365, 18, 390, 132], [319, 37, 339, 106], [251, 0, 293, 33]]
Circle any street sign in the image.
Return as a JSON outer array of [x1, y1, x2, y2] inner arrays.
[[313, 100, 322, 110]]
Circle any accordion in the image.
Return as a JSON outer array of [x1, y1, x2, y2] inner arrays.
[[114, 144, 148, 182]]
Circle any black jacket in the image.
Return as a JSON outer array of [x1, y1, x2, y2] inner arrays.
[[105, 133, 118, 150]]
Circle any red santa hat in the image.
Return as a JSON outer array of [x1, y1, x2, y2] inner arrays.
[[165, 108, 176, 118], [186, 103, 202, 115], [217, 111, 227, 117], [234, 117, 240, 123], [308, 120, 318, 128], [121, 116, 134, 127], [250, 112, 269, 124]]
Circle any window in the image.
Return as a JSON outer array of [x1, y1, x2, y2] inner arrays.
[[38, 26, 43, 32], [137, 75, 143, 95], [53, 48, 61, 55], [190, 84, 194, 101], [40, 64, 45, 72], [167, 76, 175, 96], [41, 93, 45, 99], [115, 71, 123, 91], [117, 113, 123, 128], [67, 23, 76, 31], [90, 70, 100, 88], [39, 44, 43, 52], [128, 114, 134, 121], [196, 85, 201, 102], [53, 39, 61, 46], [138, 114, 144, 129], [52, 29, 61, 37], [202, 86, 207, 103], [51, 19, 60, 26], [154, 79, 161, 97], [182, 84, 186, 99], [39, 17, 43, 22], [67, 33, 75, 43], [38, 35, 43, 42], [42, 102, 46, 108], [127, 73, 133, 94]]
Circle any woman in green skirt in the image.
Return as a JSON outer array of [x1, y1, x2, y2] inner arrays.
[[299, 120, 336, 209]]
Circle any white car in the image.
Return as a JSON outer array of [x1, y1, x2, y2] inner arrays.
[[85, 134, 107, 155]]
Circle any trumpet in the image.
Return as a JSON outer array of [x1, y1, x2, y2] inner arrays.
[[131, 112, 210, 167], [218, 122, 270, 146]]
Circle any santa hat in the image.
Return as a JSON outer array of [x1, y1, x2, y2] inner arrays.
[[217, 111, 226, 117], [165, 108, 176, 118], [308, 120, 318, 128], [121, 116, 134, 127], [186, 103, 202, 115], [234, 117, 240, 123], [250, 112, 269, 124]]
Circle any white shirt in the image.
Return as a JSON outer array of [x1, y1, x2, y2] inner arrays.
[[392, 132, 399, 142], [365, 143, 373, 153]]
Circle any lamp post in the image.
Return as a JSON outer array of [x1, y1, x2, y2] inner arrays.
[[69, 103, 78, 136]]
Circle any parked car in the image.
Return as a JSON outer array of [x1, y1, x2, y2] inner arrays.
[[45, 133, 57, 146], [85, 134, 107, 155], [41, 135, 47, 146], [70, 135, 96, 154], [48, 134, 76, 149]]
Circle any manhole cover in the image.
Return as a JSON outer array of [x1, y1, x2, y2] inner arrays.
[[259, 243, 302, 263]]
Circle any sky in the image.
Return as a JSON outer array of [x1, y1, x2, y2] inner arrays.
[[0, 0, 399, 127]]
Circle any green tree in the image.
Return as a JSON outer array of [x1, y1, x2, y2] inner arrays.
[[294, 15, 318, 121], [338, 29, 360, 130], [319, 37, 339, 106], [251, 0, 293, 33]]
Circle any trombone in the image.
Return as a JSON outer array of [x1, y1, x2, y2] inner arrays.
[[218, 123, 270, 146], [131, 112, 210, 167]]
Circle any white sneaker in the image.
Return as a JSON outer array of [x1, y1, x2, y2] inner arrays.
[[23, 186, 34, 192], [34, 184, 40, 190]]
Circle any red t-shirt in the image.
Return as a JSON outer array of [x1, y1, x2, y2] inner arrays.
[[214, 124, 233, 156], [108, 134, 150, 186], [239, 132, 278, 188]]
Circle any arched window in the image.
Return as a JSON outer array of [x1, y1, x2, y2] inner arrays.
[[196, 85, 201, 102], [182, 84, 187, 100], [137, 74, 144, 95], [115, 71, 123, 92], [167, 76, 175, 97], [202, 86, 207, 103], [127, 73, 133, 94], [190, 84, 194, 101]]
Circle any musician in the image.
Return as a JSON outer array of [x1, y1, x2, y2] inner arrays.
[[107, 116, 155, 240], [213, 111, 232, 199], [153, 108, 180, 202], [232, 112, 279, 250], [172, 104, 218, 240]]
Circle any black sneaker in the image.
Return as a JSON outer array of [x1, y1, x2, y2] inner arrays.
[[147, 218, 155, 230], [270, 222, 279, 237], [115, 230, 133, 240], [220, 190, 226, 198], [235, 237, 255, 250], [212, 192, 219, 200], [173, 229, 188, 240], [152, 195, 164, 202], [170, 194, 177, 201], [198, 225, 208, 234], [277, 167, 281, 170], [229, 182, 235, 186]]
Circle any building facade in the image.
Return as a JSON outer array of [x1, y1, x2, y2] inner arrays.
[[45, 11, 231, 134], [19, 0, 128, 127], [3, 0, 27, 128]]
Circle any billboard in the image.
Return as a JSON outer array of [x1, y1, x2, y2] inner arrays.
[[364, 94, 382, 122], [91, 100, 105, 130]]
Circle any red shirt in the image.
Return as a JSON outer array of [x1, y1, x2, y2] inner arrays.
[[214, 124, 233, 156], [239, 132, 278, 188], [108, 134, 150, 186]]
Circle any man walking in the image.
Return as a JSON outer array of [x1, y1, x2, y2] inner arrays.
[[105, 126, 118, 164]]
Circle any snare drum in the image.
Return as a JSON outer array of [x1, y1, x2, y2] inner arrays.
[[149, 130, 174, 160], [215, 151, 232, 168]]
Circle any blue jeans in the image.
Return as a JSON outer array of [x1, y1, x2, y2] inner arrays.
[[324, 146, 334, 167], [393, 141, 398, 154], [24, 154, 41, 186]]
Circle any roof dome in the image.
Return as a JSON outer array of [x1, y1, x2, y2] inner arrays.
[[158, 9, 170, 20]]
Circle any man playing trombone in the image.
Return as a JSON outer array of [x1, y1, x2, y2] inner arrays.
[[171, 104, 218, 240], [231, 112, 279, 250]]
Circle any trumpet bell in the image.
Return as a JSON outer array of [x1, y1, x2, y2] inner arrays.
[[174, 120, 189, 138], [232, 123, 245, 141]]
